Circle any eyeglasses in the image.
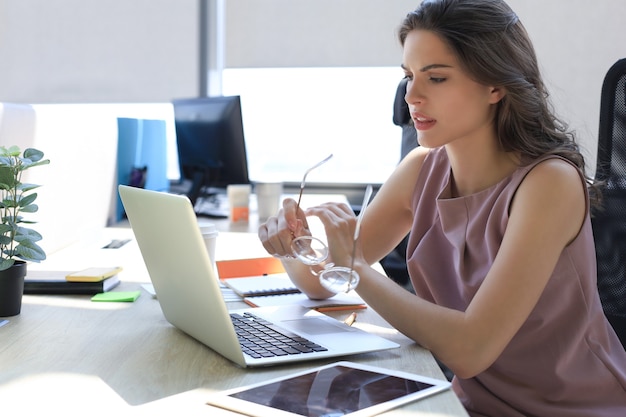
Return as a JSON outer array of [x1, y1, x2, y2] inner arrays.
[[291, 154, 334, 265], [315, 184, 373, 293], [289, 153, 372, 292], [295, 153, 334, 214]]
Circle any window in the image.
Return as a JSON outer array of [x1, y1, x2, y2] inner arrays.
[[222, 67, 406, 185]]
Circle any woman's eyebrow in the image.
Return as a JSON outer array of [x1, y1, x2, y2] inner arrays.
[[419, 64, 453, 72], [400, 63, 453, 72]]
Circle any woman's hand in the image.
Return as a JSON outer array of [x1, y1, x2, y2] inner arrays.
[[258, 198, 310, 258], [305, 202, 363, 270], [258, 198, 337, 300]]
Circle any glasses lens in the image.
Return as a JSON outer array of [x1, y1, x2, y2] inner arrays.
[[291, 235, 328, 265], [319, 266, 360, 293]]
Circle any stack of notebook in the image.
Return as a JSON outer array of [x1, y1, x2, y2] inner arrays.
[[24, 266, 122, 295]]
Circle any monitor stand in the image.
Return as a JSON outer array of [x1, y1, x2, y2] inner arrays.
[[186, 170, 206, 208]]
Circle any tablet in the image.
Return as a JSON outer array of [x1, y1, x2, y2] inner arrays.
[[206, 361, 451, 417]]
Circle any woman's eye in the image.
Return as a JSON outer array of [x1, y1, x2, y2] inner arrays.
[[403, 73, 414, 81], [429, 77, 446, 83]]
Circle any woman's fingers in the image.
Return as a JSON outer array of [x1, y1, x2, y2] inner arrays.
[[258, 198, 307, 258], [305, 202, 359, 266]]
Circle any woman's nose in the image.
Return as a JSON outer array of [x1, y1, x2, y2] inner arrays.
[[404, 80, 424, 105]]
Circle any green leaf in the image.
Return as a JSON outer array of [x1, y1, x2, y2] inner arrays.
[[22, 159, 50, 170], [2, 198, 18, 208], [18, 183, 41, 193], [18, 193, 37, 207], [15, 227, 42, 242], [7, 146, 20, 156], [20, 203, 39, 213], [23, 148, 44, 162], [4, 215, 19, 225], [0, 146, 20, 157], [15, 241, 46, 262], [0, 257, 15, 271], [0, 218, 16, 228], [0, 166, 17, 188]]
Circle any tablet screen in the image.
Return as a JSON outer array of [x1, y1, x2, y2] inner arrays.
[[207, 361, 451, 417]]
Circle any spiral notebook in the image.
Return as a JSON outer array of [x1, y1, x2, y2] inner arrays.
[[243, 292, 367, 312], [221, 273, 300, 297]]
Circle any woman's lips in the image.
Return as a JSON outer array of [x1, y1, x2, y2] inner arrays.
[[412, 112, 436, 130]]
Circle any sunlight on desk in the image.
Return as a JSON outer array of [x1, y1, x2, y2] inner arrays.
[[2, 373, 127, 413]]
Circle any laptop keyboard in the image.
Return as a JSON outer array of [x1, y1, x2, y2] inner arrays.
[[230, 312, 328, 359]]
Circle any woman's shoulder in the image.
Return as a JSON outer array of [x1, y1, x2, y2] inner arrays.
[[390, 146, 444, 188], [520, 156, 585, 192], [514, 156, 587, 234], [401, 146, 447, 172]]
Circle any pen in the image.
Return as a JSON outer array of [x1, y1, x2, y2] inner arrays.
[[343, 312, 357, 326]]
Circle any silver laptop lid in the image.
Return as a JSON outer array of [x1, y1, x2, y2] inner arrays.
[[118, 185, 247, 366]]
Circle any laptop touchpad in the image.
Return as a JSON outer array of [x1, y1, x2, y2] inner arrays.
[[281, 318, 347, 335]]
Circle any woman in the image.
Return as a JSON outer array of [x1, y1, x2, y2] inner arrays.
[[258, 0, 626, 415]]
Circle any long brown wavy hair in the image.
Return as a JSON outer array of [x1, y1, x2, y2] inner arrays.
[[398, 0, 601, 205]]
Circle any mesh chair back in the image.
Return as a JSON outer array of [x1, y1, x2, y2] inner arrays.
[[591, 58, 626, 348]]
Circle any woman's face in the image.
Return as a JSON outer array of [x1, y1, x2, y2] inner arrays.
[[401, 29, 503, 149]]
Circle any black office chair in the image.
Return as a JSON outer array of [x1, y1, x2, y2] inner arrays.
[[393, 77, 419, 160], [591, 58, 626, 349]]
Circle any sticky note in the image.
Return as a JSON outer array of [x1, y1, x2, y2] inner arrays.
[[91, 291, 141, 302], [66, 266, 123, 282]]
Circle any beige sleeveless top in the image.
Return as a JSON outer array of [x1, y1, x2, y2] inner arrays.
[[407, 146, 626, 416]]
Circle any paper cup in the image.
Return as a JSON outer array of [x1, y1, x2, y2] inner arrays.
[[199, 223, 218, 275], [227, 184, 251, 222], [256, 182, 283, 221]]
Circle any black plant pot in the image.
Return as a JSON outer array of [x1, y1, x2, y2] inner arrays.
[[0, 261, 27, 317]]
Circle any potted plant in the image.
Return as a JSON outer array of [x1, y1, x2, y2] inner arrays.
[[0, 146, 50, 316]]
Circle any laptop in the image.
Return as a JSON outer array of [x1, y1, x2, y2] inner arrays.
[[118, 185, 399, 367]]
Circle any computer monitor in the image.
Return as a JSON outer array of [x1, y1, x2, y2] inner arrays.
[[172, 96, 250, 209]]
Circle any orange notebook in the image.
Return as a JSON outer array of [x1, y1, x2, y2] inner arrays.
[[218, 257, 295, 297], [216, 257, 285, 279]]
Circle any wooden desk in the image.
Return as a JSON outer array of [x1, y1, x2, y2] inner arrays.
[[0, 228, 468, 416]]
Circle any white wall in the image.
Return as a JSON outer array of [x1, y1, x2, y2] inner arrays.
[[0, 0, 199, 103], [506, 0, 626, 172]]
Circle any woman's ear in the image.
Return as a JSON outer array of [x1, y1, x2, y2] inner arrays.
[[489, 86, 506, 104]]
